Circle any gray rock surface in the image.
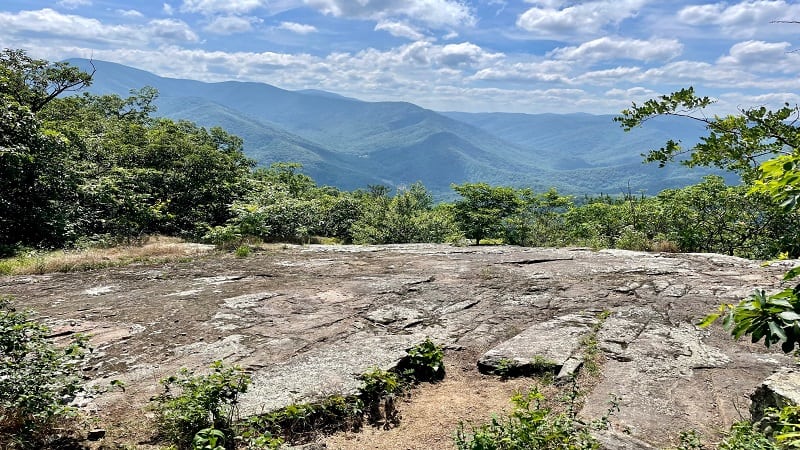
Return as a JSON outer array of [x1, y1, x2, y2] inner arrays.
[[1, 244, 796, 447], [750, 368, 800, 422], [477, 313, 598, 375], [240, 333, 424, 415]]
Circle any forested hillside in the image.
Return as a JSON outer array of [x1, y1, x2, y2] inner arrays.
[[1, 50, 797, 261], [65, 58, 728, 197]]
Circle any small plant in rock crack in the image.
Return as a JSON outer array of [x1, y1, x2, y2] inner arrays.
[[0, 295, 89, 449], [454, 387, 599, 450], [399, 338, 445, 382], [152, 361, 250, 450], [359, 368, 401, 400], [494, 357, 517, 379]]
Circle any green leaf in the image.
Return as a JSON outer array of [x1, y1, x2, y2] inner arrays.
[[779, 311, 800, 321], [785, 267, 800, 281], [697, 313, 720, 328], [769, 321, 788, 342]]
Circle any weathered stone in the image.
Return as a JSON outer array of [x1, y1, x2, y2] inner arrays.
[[239, 333, 424, 416], [751, 368, 800, 422], [556, 356, 584, 383], [2, 244, 795, 448], [477, 313, 597, 375], [592, 430, 657, 450]]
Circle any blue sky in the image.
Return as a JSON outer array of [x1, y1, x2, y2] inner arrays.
[[2, 0, 799, 114]]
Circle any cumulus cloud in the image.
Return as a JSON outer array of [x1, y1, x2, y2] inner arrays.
[[549, 37, 683, 63], [149, 18, 200, 42], [0, 9, 200, 46], [718, 40, 791, 65], [305, 0, 475, 28], [277, 21, 318, 34], [57, 0, 91, 9], [180, 0, 265, 15], [516, 0, 646, 38], [117, 9, 144, 18], [605, 86, 657, 98], [164, 3, 175, 15], [205, 15, 260, 34], [375, 21, 426, 40], [716, 40, 800, 75], [577, 67, 643, 84], [676, 1, 800, 37], [471, 60, 572, 83], [399, 41, 503, 68]]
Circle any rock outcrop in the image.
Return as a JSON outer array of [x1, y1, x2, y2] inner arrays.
[[1, 244, 795, 448]]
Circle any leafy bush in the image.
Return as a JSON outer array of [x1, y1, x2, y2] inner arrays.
[[0, 296, 88, 448], [718, 422, 779, 450], [234, 245, 251, 258], [454, 388, 599, 450], [399, 338, 445, 382], [152, 361, 250, 449]]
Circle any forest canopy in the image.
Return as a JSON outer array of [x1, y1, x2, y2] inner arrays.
[[1, 50, 798, 262]]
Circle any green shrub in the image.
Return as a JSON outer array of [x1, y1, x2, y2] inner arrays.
[[234, 245, 251, 258], [399, 338, 445, 382], [153, 361, 250, 449], [616, 226, 651, 251], [718, 422, 779, 450], [0, 296, 88, 448], [454, 388, 599, 450]]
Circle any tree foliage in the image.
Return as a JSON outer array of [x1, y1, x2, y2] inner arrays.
[[0, 49, 93, 112], [452, 183, 520, 245], [617, 87, 800, 353]]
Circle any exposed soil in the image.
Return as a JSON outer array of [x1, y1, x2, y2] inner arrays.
[[0, 244, 795, 448]]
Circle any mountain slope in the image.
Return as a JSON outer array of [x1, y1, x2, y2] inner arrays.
[[65, 58, 724, 196]]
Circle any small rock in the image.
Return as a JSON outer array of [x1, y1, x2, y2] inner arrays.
[[751, 368, 800, 422]]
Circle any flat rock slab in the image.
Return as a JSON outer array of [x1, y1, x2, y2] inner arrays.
[[477, 313, 598, 376], [1, 244, 797, 448], [240, 333, 424, 416], [750, 368, 800, 422]]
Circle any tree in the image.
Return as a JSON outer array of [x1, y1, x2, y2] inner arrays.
[[504, 188, 572, 247], [0, 49, 94, 112], [452, 183, 520, 245], [0, 96, 80, 252], [617, 88, 800, 352]]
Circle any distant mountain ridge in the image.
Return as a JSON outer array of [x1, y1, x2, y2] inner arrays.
[[65, 58, 726, 198]]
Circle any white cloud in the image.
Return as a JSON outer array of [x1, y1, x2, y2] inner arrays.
[[375, 21, 426, 40], [516, 0, 646, 38], [399, 41, 503, 68], [472, 60, 572, 83], [437, 42, 503, 67], [148, 18, 200, 42], [117, 9, 144, 18], [549, 37, 683, 63], [277, 21, 318, 34], [676, 1, 800, 37], [164, 3, 175, 15], [718, 40, 791, 65], [717, 40, 800, 75], [304, 0, 475, 28], [636, 60, 754, 86], [577, 67, 643, 84], [180, 0, 265, 15], [0, 9, 202, 46], [0, 9, 136, 44], [205, 16, 259, 34], [605, 86, 658, 99], [57, 0, 91, 9]]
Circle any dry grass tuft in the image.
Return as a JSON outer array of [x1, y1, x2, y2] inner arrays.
[[0, 236, 216, 275]]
